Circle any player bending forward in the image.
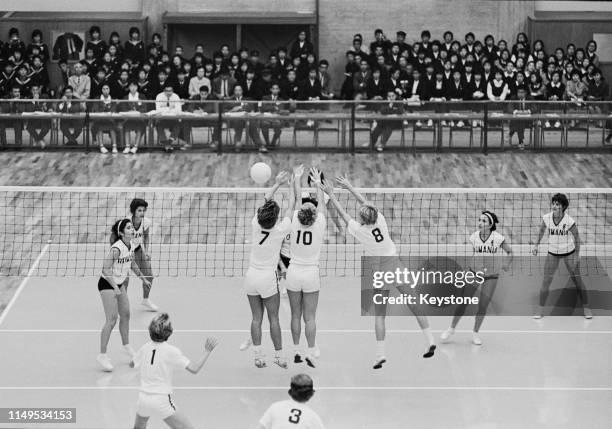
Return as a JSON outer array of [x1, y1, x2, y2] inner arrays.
[[258, 374, 325, 429], [131, 313, 218, 429], [321, 176, 436, 369]]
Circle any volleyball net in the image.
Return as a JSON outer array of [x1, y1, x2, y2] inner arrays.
[[0, 186, 611, 278]]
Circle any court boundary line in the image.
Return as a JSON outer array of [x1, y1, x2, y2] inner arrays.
[[0, 329, 610, 334], [0, 243, 49, 327], [1, 186, 611, 194], [0, 386, 610, 391]]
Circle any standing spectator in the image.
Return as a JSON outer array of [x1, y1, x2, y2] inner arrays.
[[86, 26, 107, 60], [26, 30, 50, 64], [290, 31, 314, 62], [121, 80, 148, 153], [68, 62, 91, 100], [3, 28, 26, 59], [189, 66, 211, 98], [25, 84, 51, 148], [395, 31, 411, 56], [586, 69, 610, 133], [57, 86, 84, 145], [369, 29, 391, 56]]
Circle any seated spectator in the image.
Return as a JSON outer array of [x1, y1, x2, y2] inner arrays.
[[487, 70, 509, 103], [447, 70, 467, 127], [26, 29, 50, 64], [566, 70, 588, 103], [57, 86, 84, 145], [366, 68, 385, 100], [509, 71, 528, 99], [318, 60, 333, 100], [124, 27, 145, 70], [545, 71, 565, 127], [111, 69, 131, 100], [248, 50, 264, 76], [353, 59, 371, 95], [150, 69, 171, 98], [298, 67, 322, 105], [121, 80, 149, 153], [528, 73, 546, 102], [13, 65, 33, 96], [586, 40, 600, 67], [136, 69, 152, 100], [224, 84, 265, 152], [86, 26, 107, 60], [429, 70, 449, 125], [509, 87, 532, 150], [68, 62, 91, 100], [25, 84, 51, 148], [92, 83, 119, 153], [259, 82, 286, 148], [385, 67, 403, 99], [189, 66, 211, 98], [155, 84, 187, 152], [173, 68, 190, 100], [241, 68, 262, 100], [188, 85, 220, 147], [212, 68, 236, 100], [90, 68, 108, 99], [405, 68, 427, 103], [0, 86, 25, 145], [371, 89, 403, 152], [4, 28, 26, 60], [280, 69, 299, 106]]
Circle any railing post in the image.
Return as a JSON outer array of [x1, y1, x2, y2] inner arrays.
[[84, 102, 90, 153], [217, 103, 223, 155], [483, 103, 488, 155], [350, 102, 355, 154]]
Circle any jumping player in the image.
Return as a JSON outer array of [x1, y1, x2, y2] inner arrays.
[[441, 210, 513, 345], [287, 167, 326, 368], [131, 313, 218, 429], [97, 219, 151, 372], [244, 167, 298, 368], [532, 193, 593, 319], [129, 198, 157, 312], [321, 176, 436, 369], [258, 374, 325, 429]]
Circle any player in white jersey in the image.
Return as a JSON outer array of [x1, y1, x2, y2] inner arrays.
[[321, 176, 436, 369], [287, 167, 326, 368], [131, 313, 218, 429], [258, 374, 325, 429], [129, 198, 157, 312], [97, 219, 151, 372], [245, 168, 298, 368], [532, 193, 592, 319], [441, 210, 513, 345]]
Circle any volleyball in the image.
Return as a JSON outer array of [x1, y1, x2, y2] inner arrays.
[[250, 162, 272, 184]]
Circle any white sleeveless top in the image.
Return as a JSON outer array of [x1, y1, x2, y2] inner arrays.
[[542, 211, 576, 255], [107, 239, 133, 284]]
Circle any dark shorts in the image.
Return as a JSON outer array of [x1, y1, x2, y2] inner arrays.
[[548, 249, 575, 257], [98, 277, 126, 291]]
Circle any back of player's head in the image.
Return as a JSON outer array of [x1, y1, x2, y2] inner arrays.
[[551, 193, 569, 211], [359, 205, 378, 225], [129, 198, 148, 215], [288, 373, 315, 403], [481, 210, 499, 231], [149, 313, 173, 342], [257, 200, 280, 229], [110, 218, 131, 244], [298, 203, 317, 227]]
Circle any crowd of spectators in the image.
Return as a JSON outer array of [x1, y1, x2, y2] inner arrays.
[[0, 25, 610, 152]]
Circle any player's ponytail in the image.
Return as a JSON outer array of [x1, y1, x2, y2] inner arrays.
[[482, 210, 499, 231], [149, 312, 173, 342], [110, 219, 131, 244]]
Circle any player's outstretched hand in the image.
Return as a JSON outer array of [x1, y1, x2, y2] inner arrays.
[[309, 166, 322, 184], [294, 164, 305, 177], [336, 175, 352, 189], [205, 337, 219, 352], [320, 179, 334, 195], [275, 171, 289, 184]]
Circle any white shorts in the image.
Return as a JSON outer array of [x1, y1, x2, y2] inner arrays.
[[286, 265, 320, 293], [244, 267, 278, 298], [136, 392, 177, 420]]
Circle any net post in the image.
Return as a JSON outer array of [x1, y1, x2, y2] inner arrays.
[[217, 102, 223, 155], [483, 102, 489, 155], [350, 102, 355, 154]]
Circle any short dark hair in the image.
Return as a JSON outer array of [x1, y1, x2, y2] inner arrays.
[[421, 30, 431, 39], [199, 85, 210, 92], [551, 193, 569, 211], [257, 200, 280, 229], [129, 198, 148, 214], [89, 26, 101, 36], [288, 374, 315, 403]]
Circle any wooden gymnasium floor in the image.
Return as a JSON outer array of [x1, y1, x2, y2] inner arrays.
[[0, 151, 611, 428]]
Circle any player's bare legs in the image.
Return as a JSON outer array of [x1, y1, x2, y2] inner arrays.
[[133, 414, 149, 429], [287, 290, 304, 363], [302, 291, 319, 367], [164, 412, 195, 429], [373, 290, 388, 369], [263, 292, 287, 368], [116, 282, 135, 359], [564, 252, 592, 318], [404, 297, 436, 358], [247, 295, 266, 367], [534, 254, 560, 318]]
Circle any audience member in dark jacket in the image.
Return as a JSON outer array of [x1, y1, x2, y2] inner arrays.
[[371, 90, 404, 151]]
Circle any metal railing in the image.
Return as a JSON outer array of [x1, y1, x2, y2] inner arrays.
[[0, 99, 610, 153]]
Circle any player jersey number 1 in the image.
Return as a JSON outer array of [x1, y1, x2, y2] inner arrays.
[[372, 228, 384, 243]]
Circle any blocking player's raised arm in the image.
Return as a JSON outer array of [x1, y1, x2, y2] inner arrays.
[[336, 175, 370, 206], [293, 164, 305, 208], [309, 166, 326, 216], [264, 171, 289, 202], [321, 179, 351, 226]]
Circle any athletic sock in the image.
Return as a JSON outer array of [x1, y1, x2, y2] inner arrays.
[[376, 341, 386, 358], [253, 345, 262, 356], [423, 328, 435, 346]]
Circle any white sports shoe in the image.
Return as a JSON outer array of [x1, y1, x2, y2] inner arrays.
[[254, 356, 267, 368], [440, 328, 455, 343], [112, 146, 118, 154], [141, 299, 159, 312], [97, 353, 114, 372], [123, 147, 131, 154], [99, 146, 108, 154], [313, 345, 321, 358], [240, 338, 253, 351], [472, 333, 483, 346], [130, 146, 138, 154], [273, 355, 288, 369]]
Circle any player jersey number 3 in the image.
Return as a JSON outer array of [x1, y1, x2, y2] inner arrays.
[[289, 408, 302, 424]]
